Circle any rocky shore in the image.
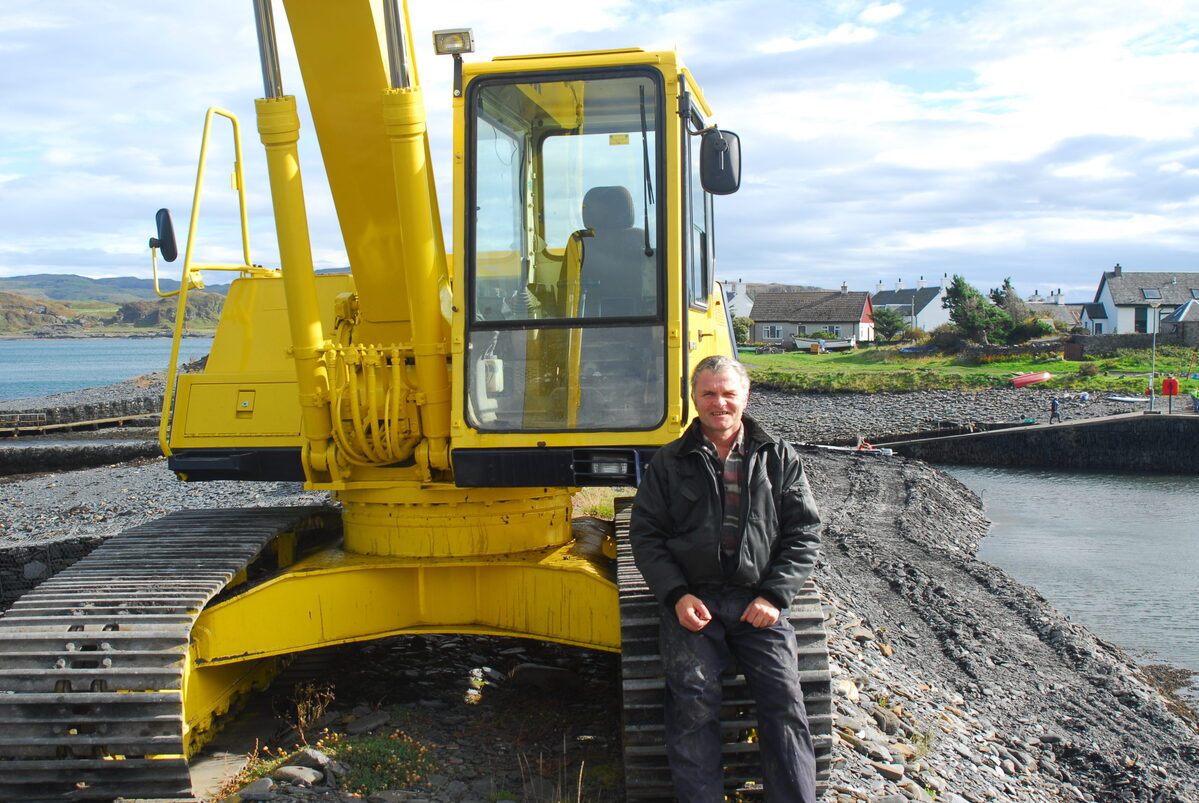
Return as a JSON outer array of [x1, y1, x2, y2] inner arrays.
[[1, 379, 1197, 802]]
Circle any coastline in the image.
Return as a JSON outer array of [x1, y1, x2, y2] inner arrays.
[[1, 382, 1197, 801]]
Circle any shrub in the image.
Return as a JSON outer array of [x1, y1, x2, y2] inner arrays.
[[928, 324, 964, 352], [1005, 317, 1056, 345], [1078, 362, 1101, 377]]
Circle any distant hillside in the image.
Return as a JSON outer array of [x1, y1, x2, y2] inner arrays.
[[0, 291, 77, 332], [0, 287, 224, 335], [112, 292, 225, 328], [0, 274, 230, 303]]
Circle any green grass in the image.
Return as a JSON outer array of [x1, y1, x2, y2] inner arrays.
[[326, 730, 437, 796], [740, 345, 1199, 394]]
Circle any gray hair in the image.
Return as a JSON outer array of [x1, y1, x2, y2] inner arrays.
[[690, 355, 751, 396]]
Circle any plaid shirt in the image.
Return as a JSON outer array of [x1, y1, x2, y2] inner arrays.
[[702, 427, 745, 577]]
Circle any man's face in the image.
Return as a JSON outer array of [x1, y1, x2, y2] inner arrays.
[[692, 368, 749, 439]]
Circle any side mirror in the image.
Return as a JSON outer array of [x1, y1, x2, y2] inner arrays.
[[699, 128, 741, 195], [149, 208, 178, 263]]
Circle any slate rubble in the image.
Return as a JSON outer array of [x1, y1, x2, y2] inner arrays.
[[1, 379, 1197, 801]]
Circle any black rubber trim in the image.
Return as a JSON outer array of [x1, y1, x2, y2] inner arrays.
[[167, 448, 305, 482], [452, 447, 658, 487]]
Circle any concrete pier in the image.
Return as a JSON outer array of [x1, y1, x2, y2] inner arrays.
[[878, 410, 1199, 473]]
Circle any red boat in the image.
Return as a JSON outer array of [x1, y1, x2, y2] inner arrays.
[[1011, 371, 1052, 387]]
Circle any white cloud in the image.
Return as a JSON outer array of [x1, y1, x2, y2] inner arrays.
[[1051, 156, 1132, 180], [759, 24, 879, 54], [859, 3, 904, 24]]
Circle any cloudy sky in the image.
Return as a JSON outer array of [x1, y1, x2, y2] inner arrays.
[[3, 0, 1199, 302]]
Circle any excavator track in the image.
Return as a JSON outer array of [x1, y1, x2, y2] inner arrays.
[[0, 505, 338, 802], [616, 500, 833, 800]]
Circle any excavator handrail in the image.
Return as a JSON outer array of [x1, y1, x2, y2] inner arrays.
[[158, 107, 257, 458]]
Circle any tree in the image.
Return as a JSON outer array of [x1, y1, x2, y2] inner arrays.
[[871, 306, 907, 342], [942, 275, 1012, 345], [732, 317, 753, 345], [989, 277, 1028, 323]]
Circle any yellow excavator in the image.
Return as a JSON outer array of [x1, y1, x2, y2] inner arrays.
[[0, 1, 830, 799]]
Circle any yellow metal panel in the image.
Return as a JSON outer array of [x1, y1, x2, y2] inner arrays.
[[338, 485, 573, 556], [190, 547, 620, 664], [205, 273, 352, 374], [168, 273, 353, 451], [182, 655, 281, 757], [178, 376, 301, 439], [280, 0, 411, 328], [468, 49, 669, 76]]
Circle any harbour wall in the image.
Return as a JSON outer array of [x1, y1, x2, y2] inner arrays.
[[880, 411, 1199, 473]]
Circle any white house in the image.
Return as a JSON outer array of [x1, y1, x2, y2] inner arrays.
[[1082, 264, 1199, 334], [750, 285, 875, 346], [869, 276, 951, 332]]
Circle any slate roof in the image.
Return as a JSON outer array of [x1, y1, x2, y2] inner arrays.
[[870, 287, 942, 314], [1082, 303, 1107, 320], [1097, 269, 1199, 306], [750, 291, 871, 323], [1165, 299, 1199, 323], [1027, 302, 1083, 326]]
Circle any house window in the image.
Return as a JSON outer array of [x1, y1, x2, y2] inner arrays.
[[827, 325, 841, 337], [1094, 323, 1103, 334], [1191, 289, 1199, 299], [796, 325, 806, 335], [1142, 288, 1162, 300], [762, 324, 782, 340]]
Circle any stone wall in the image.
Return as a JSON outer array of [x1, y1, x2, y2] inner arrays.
[[883, 412, 1199, 473], [29, 397, 160, 426], [958, 340, 1066, 359], [0, 537, 105, 610], [1067, 332, 1184, 357], [0, 441, 162, 477]]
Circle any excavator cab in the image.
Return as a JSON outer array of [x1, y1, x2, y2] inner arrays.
[[451, 52, 741, 486]]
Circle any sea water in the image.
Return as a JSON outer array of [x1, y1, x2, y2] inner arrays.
[[945, 465, 1199, 692], [0, 337, 213, 403]]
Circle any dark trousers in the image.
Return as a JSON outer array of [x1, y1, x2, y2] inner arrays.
[[659, 590, 817, 802]]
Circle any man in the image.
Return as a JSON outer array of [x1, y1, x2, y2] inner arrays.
[[1050, 396, 1063, 423], [629, 355, 821, 802]]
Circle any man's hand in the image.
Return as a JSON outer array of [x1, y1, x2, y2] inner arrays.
[[674, 593, 712, 632], [740, 596, 780, 628]]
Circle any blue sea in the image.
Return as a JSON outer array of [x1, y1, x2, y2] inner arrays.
[[0, 337, 214, 402], [947, 465, 1199, 696]]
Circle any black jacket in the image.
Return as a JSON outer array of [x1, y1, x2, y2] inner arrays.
[[629, 414, 821, 610]]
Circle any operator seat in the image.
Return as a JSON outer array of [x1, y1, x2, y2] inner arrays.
[[573, 185, 654, 317], [562, 186, 663, 428]]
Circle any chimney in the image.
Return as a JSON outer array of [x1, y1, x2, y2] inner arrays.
[[840, 281, 848, 295], [895, 278, 903, 291], [917, 275, 925, 289], [1114, 263, 1122, 275], [876, 280, 884, 293], [1056, 288, 1063, 305], [941, 273, 949, 290]]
